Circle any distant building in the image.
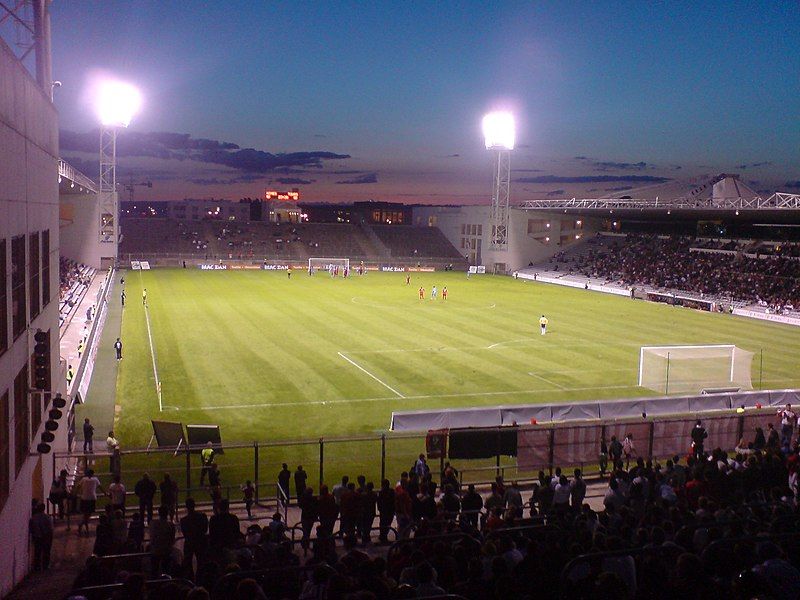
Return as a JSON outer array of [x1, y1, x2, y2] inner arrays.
[[167, 199, 250, 221]]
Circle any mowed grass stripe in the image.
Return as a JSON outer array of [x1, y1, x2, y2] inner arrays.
[[112, 270, 800, 447]]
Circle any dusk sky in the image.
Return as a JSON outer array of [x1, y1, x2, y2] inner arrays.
[[51, 1, 800, 204]]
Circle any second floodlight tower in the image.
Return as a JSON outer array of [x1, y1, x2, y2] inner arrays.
[[483, 111, 515, 251], [96, 79, 142, 258]]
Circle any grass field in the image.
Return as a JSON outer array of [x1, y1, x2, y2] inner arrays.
[[105, 269, 800, 488]]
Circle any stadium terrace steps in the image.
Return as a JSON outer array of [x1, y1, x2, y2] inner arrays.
[[370, 224, 465, 260], [120, 217, 467, 263]]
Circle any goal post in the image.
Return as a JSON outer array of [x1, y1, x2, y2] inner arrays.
[[308, 257, 350, 274], [638, 344, 755, 395]]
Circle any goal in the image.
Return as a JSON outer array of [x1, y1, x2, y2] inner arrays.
[[308, 257, 350, 274], [638, 344, 754, 395]]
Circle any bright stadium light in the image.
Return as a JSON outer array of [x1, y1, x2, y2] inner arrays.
[[483, 111, 515, 251], [95, 79, 142, 128], [482, 111, 515, 150]]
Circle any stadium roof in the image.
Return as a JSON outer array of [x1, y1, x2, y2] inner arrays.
[[517, 174, 800, 218]]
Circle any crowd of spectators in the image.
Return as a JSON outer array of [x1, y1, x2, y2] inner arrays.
[[45, 433, 800, 599], [564, 234, 800, 309], [60, 256, 90, 300]]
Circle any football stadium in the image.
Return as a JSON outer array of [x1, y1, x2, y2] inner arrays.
[[3, 3, 800, 599]]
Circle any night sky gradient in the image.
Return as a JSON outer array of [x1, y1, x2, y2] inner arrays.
[[51, 1, 800, 203]]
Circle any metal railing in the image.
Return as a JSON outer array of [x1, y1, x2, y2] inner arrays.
[[58, 158, 98, 194], [518, 192, 800, 212]]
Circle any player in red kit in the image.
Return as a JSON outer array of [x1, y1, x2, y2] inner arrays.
[[442, 286, 448, 300], [418, 286, 425, 300]]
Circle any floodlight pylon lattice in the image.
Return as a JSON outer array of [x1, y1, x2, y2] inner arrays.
[[489, 147, 511, 250], [98, 126, 119, 249]]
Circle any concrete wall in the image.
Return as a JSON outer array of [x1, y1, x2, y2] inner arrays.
[[413, 205, 600, 272], [0, 38, 65, 597], [60, 194, 103, 268]]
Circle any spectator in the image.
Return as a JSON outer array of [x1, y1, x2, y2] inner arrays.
[[83, 418, 94, 454], [149, 505, 176, 575], [242, 479, 255, 520], [298, 487, 318, 553], [376, 478, 396, 543], [180, 497, 208, 578], [294, 465, 308, 499], [359, 481, 377, 545], [160, 474, 178, 521], [77, 468, 104, 535], [208, 498, 240, 550], [108, 474, 126, 515], [278, 463, 291, 506], [29, 502, 53, 571], [134, 473, 156, 524], [317, 484, 338, 538]]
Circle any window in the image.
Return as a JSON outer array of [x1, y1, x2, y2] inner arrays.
[[30, 351, 41, 435], [41, 230, 50, 309], [477, 225, 482, 236], [29, 232, 40, 320], [461, 224, 466, 235], [11, 236, 26, 340], [0, 390, 8, 511], [0, 239, 7, 356], [14, 364, 29, 476]]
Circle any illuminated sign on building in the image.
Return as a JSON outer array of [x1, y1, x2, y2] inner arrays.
[[265, 188, 300, 201]]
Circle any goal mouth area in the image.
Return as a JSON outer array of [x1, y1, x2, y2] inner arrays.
[[638, 344, 754, 395]]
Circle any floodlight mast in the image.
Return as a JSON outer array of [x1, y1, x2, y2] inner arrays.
[[96, 80, 141, 254], [483, 112, 514, 251]]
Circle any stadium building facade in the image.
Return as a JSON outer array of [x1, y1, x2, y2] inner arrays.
[[413, 205, 598, 272], [0, 28, 68, 596]]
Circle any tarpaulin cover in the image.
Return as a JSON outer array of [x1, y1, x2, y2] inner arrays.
[[501, 404, 553, 426], [598, 399, 648, 419], [651, 419, 695, 458], [552, 424, 602, 467], [689, 394, 732, 413], [448, 428, 518, 459], [551, 402, 600, 422], [517, 428, 551, 470], [729, 390, 773, 409], [768, 390, 800, 407]]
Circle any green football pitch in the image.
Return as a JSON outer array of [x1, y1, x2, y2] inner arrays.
[[96, 269, 800, 488]]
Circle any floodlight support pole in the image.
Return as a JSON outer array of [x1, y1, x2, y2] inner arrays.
[[99, 126, 120, 258], [489, 148, 511, 251]]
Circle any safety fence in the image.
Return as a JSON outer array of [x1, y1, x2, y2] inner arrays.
[[50, 403, 794, 521]]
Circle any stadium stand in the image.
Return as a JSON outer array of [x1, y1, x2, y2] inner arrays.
[[527, 233, 800, 314], [119, 218, 466, 266], [370, 225, 466, 260], [42, 433, 800, 600], [59, 257, 95, 329]]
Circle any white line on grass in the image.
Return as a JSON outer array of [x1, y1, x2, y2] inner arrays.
[[139, 271, 163, 412], [184, 382, 650, 411], [527, 372, 568, 389], [337, 351, 406, 398]]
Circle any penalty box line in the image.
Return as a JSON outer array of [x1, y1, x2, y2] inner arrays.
[[181, 382, 646, 412], [337, 351, 406, 398]]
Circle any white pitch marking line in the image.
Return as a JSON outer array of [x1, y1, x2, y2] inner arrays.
[[139, 271, 163, 412], [337, 351, 406, 398], [528, 372, 568, 389]]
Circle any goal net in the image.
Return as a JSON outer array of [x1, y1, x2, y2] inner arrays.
[[638, 345, 754, 395], [308, 257, 350, 274]]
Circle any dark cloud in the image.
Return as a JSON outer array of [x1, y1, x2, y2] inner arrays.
[[605, 186, 634, 192], [186, 172, 265, 186], [785, 181, 800, 189], [329, 170, 365, 175], [673, 165, 682, 170], [517, 144, 531, 149], [512, 168, 543, 173], [446, 154, 460, 158], [336, 173, 378, 184], [59, 129, 350, 173], [736, 161, 772, 169], [546, 189, 566, 197], [593, 161, 648, 171], [274, 177, 314, 185], [574, 156, 588, 160], [514, 175, 671, 184]]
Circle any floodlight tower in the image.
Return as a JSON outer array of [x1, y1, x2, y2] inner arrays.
[[96, 80, 142, 255], [483, 112, 515, 251]]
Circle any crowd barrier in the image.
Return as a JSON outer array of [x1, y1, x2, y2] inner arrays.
[[390, 388, 800, 431]]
